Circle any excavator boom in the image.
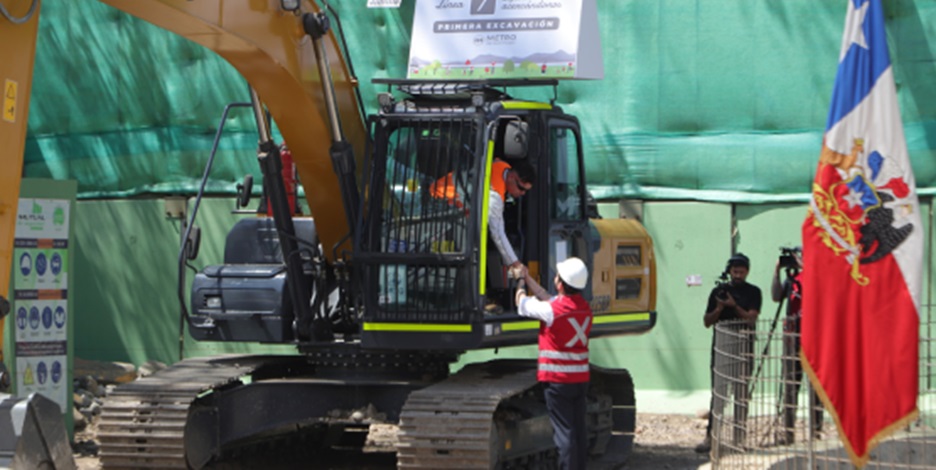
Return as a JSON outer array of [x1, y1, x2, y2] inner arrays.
[[97, 0, 367, 258], [0, 0, 41, 374]]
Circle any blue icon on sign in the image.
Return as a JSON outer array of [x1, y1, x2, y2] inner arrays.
[[50, 252, 62, 276], [19, 252, 31, 277], [36, 362, 48, 385], [54, 306, 66, 328], [42, 306, 53, 329], [35, 253, 47, 276], [29, 307, 40, 330], [51, 361, 62, 384], [16, 307, 27, 330]]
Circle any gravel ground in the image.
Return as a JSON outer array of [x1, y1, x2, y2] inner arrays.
[[74, 413, 712, 469], [629, 413, 711, 469]]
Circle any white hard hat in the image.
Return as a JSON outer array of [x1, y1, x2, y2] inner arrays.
[[557, 257, 588, 290]]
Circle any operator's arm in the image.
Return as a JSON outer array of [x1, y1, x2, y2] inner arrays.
[[488, 190, 519, 266]]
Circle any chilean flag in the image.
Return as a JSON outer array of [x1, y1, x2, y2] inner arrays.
[[801, 0, 922, 466]]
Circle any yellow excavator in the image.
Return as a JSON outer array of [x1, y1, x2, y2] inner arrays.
[[1, 1, 657, 468]]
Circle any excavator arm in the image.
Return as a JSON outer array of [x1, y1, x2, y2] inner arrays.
[[96, 0, 368, 258], [1, 0, 370, 292], [0, 0, 41, 374]]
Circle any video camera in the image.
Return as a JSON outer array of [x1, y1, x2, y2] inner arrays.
[[778, 246, 801, 271], [714, 271, 731, 301]]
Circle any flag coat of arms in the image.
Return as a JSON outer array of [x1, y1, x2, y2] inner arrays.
[[801, 0, 922, 466]]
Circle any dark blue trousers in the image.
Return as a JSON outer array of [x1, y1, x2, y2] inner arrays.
[[544, 381, 589, 470]]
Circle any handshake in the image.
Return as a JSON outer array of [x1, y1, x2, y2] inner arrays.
[[508, 263, 528, 280]]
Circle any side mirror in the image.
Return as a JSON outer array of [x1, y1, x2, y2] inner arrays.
[[503, 120, 529, 159], [185, 226, 202, 261], [236, 175, 253, 209]]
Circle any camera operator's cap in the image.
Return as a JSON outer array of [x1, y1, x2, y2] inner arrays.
[[727, 253, 750, 269], [557, 257, 588, 289]]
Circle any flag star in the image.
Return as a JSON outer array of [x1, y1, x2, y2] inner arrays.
[[839, 0, 870, 61], [843, 189, 865, 209]]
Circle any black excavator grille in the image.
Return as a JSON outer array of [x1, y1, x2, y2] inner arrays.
[[358, 115, 484, 323]]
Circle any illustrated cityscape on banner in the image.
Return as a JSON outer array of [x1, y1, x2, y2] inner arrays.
[[13, 198, 70, 411]]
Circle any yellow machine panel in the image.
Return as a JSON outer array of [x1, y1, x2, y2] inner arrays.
[[590, 218, 656, 315]]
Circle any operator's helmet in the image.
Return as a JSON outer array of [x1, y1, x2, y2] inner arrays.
[[727, 253, 750, 269], [557, 257, 589, 289]]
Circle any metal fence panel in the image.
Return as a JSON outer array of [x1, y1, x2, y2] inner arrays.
[[711, 317, 936, 469]]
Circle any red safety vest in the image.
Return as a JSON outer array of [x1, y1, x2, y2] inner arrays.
[[537, 295, 593, 383]]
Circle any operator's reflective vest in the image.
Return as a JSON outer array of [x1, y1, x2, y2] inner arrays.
[[538, 295, 593, 383], [429, 160, 512, 208], [489, 159, 511, 201]]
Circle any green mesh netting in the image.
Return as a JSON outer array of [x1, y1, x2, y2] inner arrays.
[[23, 0, 936, 202]]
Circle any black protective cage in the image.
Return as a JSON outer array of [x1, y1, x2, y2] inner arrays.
[[355, 113, 487, 326]]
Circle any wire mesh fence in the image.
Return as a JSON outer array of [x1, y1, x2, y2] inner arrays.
[[710, 314, 936, 469]]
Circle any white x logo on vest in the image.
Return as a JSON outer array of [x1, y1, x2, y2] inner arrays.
[[564, 317, 591, 348]]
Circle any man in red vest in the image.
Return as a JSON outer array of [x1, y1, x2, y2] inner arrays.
[[515, 257, 593, 470]]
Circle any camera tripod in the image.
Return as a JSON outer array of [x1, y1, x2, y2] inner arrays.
[[749, 267, 797, 394], [749, 267, 819, 447]]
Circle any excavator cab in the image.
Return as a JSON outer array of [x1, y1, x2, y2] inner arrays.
[[354, 79, 653, 351]]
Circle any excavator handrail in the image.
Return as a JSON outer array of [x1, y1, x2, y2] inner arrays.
[[176, 101, 252, 359]]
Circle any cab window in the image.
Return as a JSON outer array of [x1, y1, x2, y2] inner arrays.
[[549, 126, 583, 221]]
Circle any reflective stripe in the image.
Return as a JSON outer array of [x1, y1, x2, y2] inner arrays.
[[362, 322, 472, 332], [539, 350, 589, 361], [538, 363, 590, 373], [593, 312, 651, 324], [502, 101, 552, 110]]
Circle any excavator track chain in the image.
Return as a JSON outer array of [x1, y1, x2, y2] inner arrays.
[[397, 361, 541, 469], [97, 355, 265, 469]]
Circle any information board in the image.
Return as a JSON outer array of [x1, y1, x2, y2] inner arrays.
[[408, 0, 602, 80], [11, 193, 72, 415]]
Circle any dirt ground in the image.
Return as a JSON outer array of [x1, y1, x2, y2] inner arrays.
[[74, 412, 712, 469], [629, 413, 711, 469]]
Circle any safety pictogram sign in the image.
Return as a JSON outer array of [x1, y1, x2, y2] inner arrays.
[[3, 79, 17, 123]]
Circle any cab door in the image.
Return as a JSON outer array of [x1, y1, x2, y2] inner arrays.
[[543, 118, 591, 296]]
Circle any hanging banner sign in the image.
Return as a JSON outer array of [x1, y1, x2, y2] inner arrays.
[[408, 0, 603, 80]]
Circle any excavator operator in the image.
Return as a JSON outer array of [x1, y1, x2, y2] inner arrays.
[[429, 151, 535, 313]]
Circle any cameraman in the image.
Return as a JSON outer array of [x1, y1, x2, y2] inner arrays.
[[696, 253, 761, 454], [771, 246, 822, 445]]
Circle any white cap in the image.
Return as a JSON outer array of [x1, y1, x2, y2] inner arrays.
[[557, 257, 588, 289]]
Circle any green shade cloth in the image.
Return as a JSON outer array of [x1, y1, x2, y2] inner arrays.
[[24, 0, 936, 202]]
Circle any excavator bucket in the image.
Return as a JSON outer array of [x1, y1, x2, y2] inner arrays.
[[0, 393, 76, 470]]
